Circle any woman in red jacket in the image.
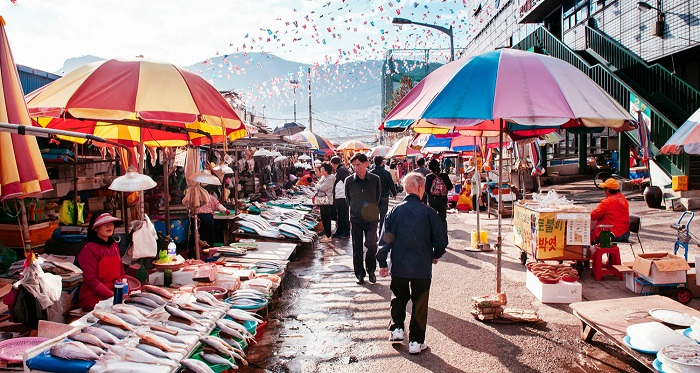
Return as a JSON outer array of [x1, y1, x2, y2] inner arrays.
[[77, 212, 126, 311]]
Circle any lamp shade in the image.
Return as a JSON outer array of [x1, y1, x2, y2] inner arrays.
[[274, 155, 288, 162], [109, 166, 157, 192], [189, 169, 222, 185], [253, 149, 269, 157], [298, 154, 311, 160]]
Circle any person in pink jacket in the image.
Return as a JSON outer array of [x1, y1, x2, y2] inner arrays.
[[77, 212, 126, 311]]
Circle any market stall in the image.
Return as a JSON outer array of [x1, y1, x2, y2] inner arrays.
[[513, 199, 591, 271]]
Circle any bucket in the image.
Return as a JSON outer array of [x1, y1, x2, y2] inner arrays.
[[643, 186, 663, 209], [471, 230, 488, 248]]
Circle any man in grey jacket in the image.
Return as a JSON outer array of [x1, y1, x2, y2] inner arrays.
[[377, 172, 448, 355]]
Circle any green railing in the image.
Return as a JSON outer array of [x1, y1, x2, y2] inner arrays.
[[585, 26, 700, 122], [514, 27, 686, 176]]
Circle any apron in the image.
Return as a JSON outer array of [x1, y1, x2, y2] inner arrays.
[[79, 253, 122, 311]]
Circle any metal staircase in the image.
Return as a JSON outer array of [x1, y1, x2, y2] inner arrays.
[[513, 26, 687, 179]]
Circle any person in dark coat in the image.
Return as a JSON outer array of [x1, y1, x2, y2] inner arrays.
[[371, 156, 397, 233], [425, 159, 453, 230], [345, 153, 381, 285], [377, 172, 448, 355]]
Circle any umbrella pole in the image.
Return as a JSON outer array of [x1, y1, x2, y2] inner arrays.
[[138, 143, 145, 220], [234, 148, 239, 215], [474, 137, 480, 244], [163, 153, 170, 236], [73, 143, 78, 225], [496, 121, 503, 294], [19, 199, 32, 263]]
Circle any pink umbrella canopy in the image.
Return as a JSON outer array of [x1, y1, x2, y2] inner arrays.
[[381, 48, 636, 137], [661, 108, 700, 155], [0, 17, 51, 200]]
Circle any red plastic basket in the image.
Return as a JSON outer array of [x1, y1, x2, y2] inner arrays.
[[254, 320, 267, 342]]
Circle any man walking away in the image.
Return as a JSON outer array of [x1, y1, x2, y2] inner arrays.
[[331, 156, 350, 239], [371, 156, 397, 233], [345, 153, 381, 285], [378, 172, 448, 354], [414, 158, 430, 177], [425, 159, 453, 231]]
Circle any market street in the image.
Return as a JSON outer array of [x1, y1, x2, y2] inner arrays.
[[243, 179, 699, 373]]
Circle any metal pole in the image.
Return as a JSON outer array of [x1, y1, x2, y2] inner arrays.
[[474, 137, 480, 244], [308, 68, 313, 132], [73, 143, 78, 225], [496, 121, 503, 294], [19, 199, 32, 260], [449, 25, 455, 62], [163, 154, 170, 236]]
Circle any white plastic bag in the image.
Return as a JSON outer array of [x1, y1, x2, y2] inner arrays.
[[127, 214, 158, 261]]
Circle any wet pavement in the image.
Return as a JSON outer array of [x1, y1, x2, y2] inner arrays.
[[241, 179, 699, 372]]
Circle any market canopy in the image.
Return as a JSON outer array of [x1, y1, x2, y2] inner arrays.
[[25, 58, 247, 147], [289, 130, 335, 151], [660, 107, 700, 155], [0, 16, 51, 200], [336, 139, 371, 152]]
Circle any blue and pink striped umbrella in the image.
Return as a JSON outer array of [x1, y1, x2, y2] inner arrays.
[[661, 108, 700, 155], [381, 48, 635, 138]]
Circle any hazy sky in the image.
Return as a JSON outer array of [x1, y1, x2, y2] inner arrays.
[[0, 0, 491, 72]]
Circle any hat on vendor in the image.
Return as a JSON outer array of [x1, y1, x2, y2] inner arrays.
[[600, 178, 620, 190], [267, 182, 276, 188], [90, 212, 123, 231]]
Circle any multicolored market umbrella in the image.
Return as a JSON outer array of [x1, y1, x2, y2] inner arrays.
[[290, 130, 335, 151], [385, 136, 420, 158], [337, 139, 371, 152], [369, 145, 390, 157], [0, 17, 51, 201], [26, 58, 247, 146], [381, 48, 635, 136], [660, 107, 700, 155]]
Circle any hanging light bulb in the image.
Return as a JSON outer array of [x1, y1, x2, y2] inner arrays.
[[189, 169, 222, 185], [109, 166, 157, 192]]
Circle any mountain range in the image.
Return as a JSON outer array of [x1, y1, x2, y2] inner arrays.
[[55, 53, 385, 142]]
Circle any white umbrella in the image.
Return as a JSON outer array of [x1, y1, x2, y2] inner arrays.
[[298, 154, 311, 160], [274, 155, 288, 162]]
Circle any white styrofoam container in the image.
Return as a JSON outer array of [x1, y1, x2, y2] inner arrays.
[[526, 270, 582, 304], [625, 271, 644, 294]]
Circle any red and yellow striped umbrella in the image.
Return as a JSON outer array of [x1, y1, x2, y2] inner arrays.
[[26, 58, 246, 147], [0, 17, 51, 200], [337, 139, 371, 152], [290, 131, 335, 151]]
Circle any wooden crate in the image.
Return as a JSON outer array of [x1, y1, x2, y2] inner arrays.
[[0, 220, 58, 248]]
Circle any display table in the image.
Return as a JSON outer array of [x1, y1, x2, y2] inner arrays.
[[570, 295, 700, 370], [513, 203, 591, 265]]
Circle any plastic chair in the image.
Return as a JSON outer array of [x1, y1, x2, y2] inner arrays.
[[590, 244, 623, 281], [613, 215, 643, 256]]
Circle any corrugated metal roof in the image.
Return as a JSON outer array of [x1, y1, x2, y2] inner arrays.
[[17, 64, 59, 95]]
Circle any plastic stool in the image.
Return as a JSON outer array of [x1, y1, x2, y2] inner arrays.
[[591, 244, 623, 281]]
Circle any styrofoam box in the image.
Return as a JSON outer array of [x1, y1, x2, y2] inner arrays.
[[625, 271, 647, 294], [526, 270, 582, 304]]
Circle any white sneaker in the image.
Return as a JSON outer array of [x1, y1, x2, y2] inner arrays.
[[319, 236, 332, 243], [408, 341, 427, 354], [389, 328, 404, 342]]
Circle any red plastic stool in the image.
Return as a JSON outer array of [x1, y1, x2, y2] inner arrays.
[[591, 244, 623, 281]]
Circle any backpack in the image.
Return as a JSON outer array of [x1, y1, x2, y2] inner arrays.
[[430, 175, 448, 197]]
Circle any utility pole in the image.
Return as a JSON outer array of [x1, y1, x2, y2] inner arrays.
[[290, 79, 298, 122], [308, 67, 313, 132]]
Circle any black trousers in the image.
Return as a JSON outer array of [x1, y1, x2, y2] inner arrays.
[[334, 198, 350, 236], [378, 197, 389, 233], [429, 197, 448, 231], [319, 205, 333, 238], [196, 213, 215, 245], [350, 221, 378, 278], [390, 276, 432, 343]]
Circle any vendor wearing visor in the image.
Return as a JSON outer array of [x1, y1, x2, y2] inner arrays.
[[590, 178, 630, 243], [77, 212, 126, 311]]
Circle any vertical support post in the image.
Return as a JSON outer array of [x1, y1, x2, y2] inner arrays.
[[578, 133, 587, 175], [496, 122, 503, 294], [619, 131, 631, 178], [163, 153, 170, 236], [308, 68, 313, 132], [73, 142, 78, 225]]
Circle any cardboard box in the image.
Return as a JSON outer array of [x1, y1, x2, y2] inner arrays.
[[687, 269, 700, 298], [87, 197, 104, 211], [525, 270, 582, 304], [673, 175, 688, 191], [633, 252, 690, 285]]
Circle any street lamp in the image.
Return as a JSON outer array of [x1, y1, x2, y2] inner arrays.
[[290, 79, 299, 123], [392, 17, 454, 62], [637, 1, 665, 37]]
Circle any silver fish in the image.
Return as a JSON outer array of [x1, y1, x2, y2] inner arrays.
[[226, 309, 263, 322], [96, 324, 129, 339], [217, 319, 252, 336], [199, 352, 238, 370], [150, 330, 186, 344], [124, 297, 158, 310], [110, 346, 177, 367], [177, 301, 211, 313], [195, 291, 228, 308], [165, 304, 202, 325], [130, 292, 167, 306], [111, 304, 148, 320], [68, 332, 110, 349], [83, 343, 106, 356], [93, 309, 135, 332], [142, 285, 173, 299], [82, 326, 121, 345], [220, 335, 246, 356], [181, 358, 215, 373], [113, 312, 144, 326], [136, 343, 172, 360], [200, 336, 248, 364], [50, 341, 100, 361], [162, 320, 201, 333], [216, 321, 254, 344], [137, 331, 183, 352]]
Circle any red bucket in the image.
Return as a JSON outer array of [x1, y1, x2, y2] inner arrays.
[[254, 320, 267, 342]]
